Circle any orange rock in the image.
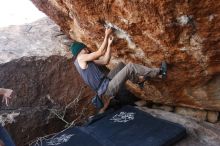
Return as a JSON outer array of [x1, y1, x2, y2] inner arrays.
[[32, 0, 220, 111]]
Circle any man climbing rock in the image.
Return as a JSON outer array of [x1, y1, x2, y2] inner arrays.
[[70, 27, 167, 113]]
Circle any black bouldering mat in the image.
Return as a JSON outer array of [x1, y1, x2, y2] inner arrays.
[[34, 127, 102, 146], [33, 106, 186, 146]]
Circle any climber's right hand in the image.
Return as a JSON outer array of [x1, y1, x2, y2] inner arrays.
[[105, 27, 113, 36]]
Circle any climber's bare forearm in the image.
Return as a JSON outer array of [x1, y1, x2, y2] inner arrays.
[[98, 28, 112, 56], [79, 35, 109, 62], [102, 44, 111, 64], [79, 34, 111, 63], [94, 36, 113, 65], [79, 49, 103, 62], [98, 34, 109, 55], [94, 45, 111, 65]]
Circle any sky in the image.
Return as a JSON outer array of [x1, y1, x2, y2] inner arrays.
[[0, 0, 45, 27]]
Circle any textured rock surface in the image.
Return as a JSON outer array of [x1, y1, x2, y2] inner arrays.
[[138, 107, 220, 146], [0, 56, 95, 146], [0, 17, 69, 64], [152, 104, 174, 112], [175, 106, 207, 121], [32, 0, 220, 111], [207, 111, 219, 123], [134, 100, 147, 107]]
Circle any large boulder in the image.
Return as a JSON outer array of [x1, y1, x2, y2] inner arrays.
[[0, 17, 70, 64], [0, 17, 96, 146], [0, 56, 95, 146], [31, 0, 220, 111]]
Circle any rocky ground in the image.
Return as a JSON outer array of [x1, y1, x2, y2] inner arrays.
[[138, 106, 220, 146]]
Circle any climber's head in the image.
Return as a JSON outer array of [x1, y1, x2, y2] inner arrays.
[[70, 41, 88, 57]]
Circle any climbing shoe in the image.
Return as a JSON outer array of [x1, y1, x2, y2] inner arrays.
[[92, 95, 104, 109], [159, 61, 167, 79]]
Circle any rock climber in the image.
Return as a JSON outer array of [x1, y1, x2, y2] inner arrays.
[[69, 27, 167, 113], [0, 88, 15, 146]]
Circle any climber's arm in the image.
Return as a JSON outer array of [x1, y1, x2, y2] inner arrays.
[[78, 49, 104, 62], [94, 36, 113, 65], [78, 28, 112, 62], [98, 27, 112, 57]]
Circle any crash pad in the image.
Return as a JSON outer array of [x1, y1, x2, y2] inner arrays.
[[33, 106, 186, 146]]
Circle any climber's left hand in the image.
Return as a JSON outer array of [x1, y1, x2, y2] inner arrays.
[[105, 27, 113, 36]]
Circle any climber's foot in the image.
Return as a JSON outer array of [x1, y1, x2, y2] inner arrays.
[[159, 61, 167, 79], [98, 96, 113, 114]]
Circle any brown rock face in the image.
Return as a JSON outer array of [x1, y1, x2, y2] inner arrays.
[[31, 0, 220, 111], [0, 56, 95, 145]]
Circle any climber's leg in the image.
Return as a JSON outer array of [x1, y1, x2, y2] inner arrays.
[[137, 61, 167, 88], [104, 62, 160, 97]]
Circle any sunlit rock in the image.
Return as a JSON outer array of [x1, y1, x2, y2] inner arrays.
[[32, 0, 220, 111]]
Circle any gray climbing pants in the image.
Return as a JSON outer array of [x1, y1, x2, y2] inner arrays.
[[103, 63, 160, 97]]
